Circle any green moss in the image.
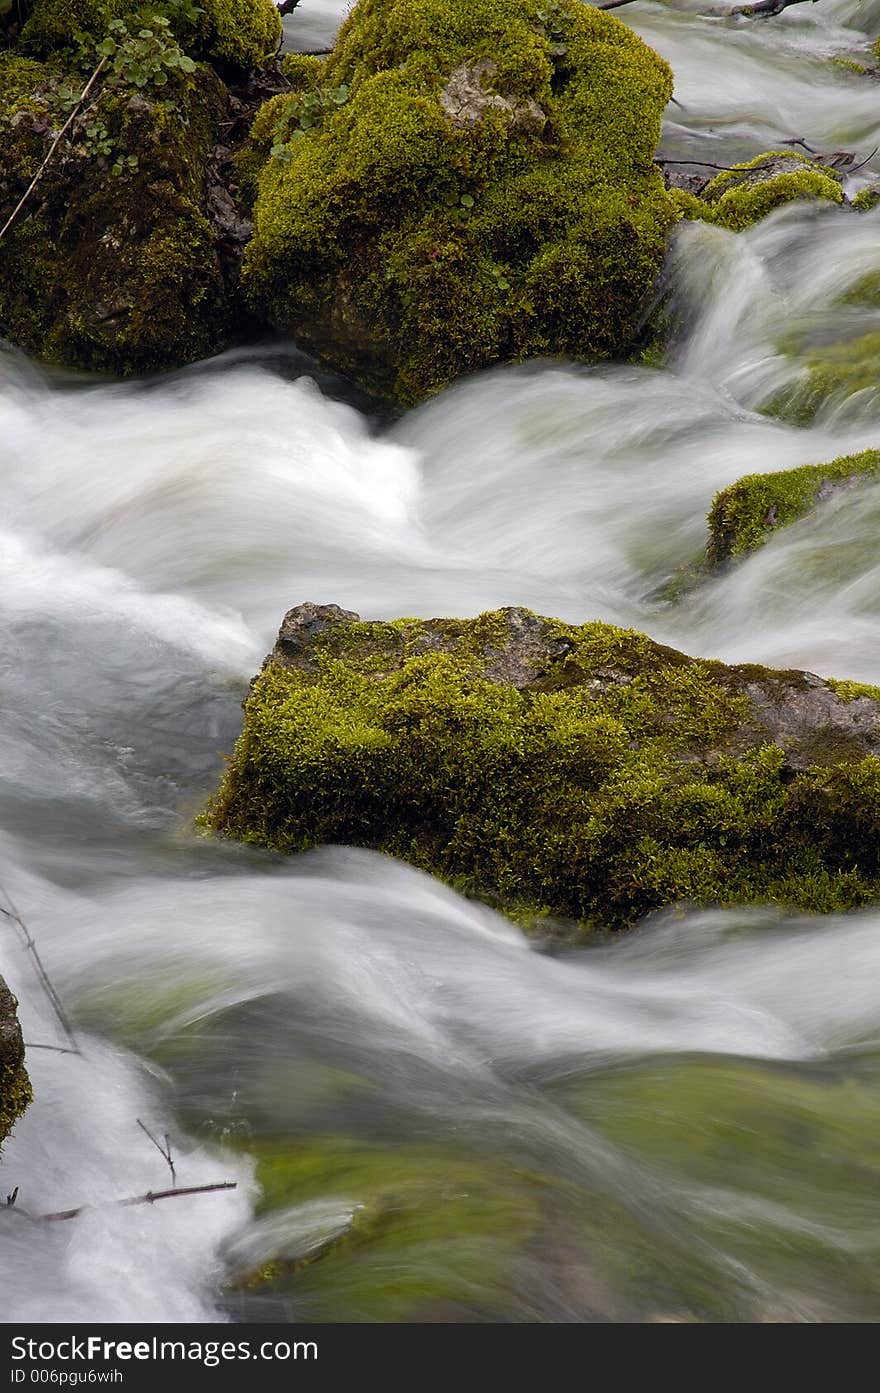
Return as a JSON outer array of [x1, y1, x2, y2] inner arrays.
[[205, 608, 880, 928], [829, 57, 869, 74], [827, 678, 880, 704], [766, 331, 880, 425], [280, 52, 326, 89], [0, 1062, 31, 1150], [707, 449, 880, 564], [0, 52, 233, 373], [852, 187, 880, 212], [701, 151, 843, 232], [20, 0, 280, 68], [19, 0, 125, 56], [225, 1135, 543, 1320], [243, 0, 676, 404], [668, 186, 717, 225], [557, 1055, 880, 1319], [0, 980, 31, 1151], [193, 0, 280, 69]]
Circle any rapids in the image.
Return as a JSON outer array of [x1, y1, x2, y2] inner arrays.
[[2, 0, 880, 1323]]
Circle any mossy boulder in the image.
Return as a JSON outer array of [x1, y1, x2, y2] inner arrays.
[[852, 186, 880, 212], [188, 0, 281, 70], [0, 976, 31, 1150], [768, 331, 880, 425], [205, 602, 880, 929], [242, 0, 676, 404], [0, 48, 236, 373], [18, 0, 281, 70], [707, 448, 880, 566], [223, 1135, 545, 1321], [673, 152, 844, 233]]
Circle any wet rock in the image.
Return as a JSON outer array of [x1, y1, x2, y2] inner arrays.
[[670, 150, 844, 231], [0, 51, 235, 374], [205, 604, 880, 929], [270, 602, 360, 672], [440, 58, 546, 134], [0, 4, 289, 375], [17, 0, 281, 71], [0, 976, 31, 1151], [707, 448, 880, 565], [241, 0, 676, 404]]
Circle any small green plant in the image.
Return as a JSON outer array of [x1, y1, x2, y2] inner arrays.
[[485, 261, 511, 292], [61, 14, 199, 172], [437, 186, 478, 223], [93, 14, 197, 88], [80, 114, 113, 156], [269, 83, 349, 159], [535, 1, 568, 55], [0, 5, 202, 251]]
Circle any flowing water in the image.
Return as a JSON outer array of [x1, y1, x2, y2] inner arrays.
[[2, 0, 880, 1323]]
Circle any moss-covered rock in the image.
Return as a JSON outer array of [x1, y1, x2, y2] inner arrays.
[[767, 331, 880, 425], [852, 186, 880, 212], [671, 152, 845, 233], [205, 602, 880, 929], [667, 184, 718, 225], [193, 0, 281, 70], [242, 0, 676, 404], [223, 1134, 544, 1320], [0, 47, 236, 373], [17, 0, 125, 55], [0, 976, 31, 1151], [559, 1052, 880, 1320], [700, 152, 843, 232], [707, 449, 880, 565], [19, 0, 281, 70]]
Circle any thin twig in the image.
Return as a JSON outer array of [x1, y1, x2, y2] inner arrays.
[[0, 886, 80, 1053], [0, 55, 107, 245], [137, 1118, 177, 1186], [656, 157, 780, 173], [848, 146, 879, 176], [40, 1182, 237, 1222], [23, 1041, 79, 1055], [596, 0, 818, 12], [658, 146, 878, 179]]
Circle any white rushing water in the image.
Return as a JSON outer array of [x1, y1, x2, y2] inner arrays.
[[2, 0, 880, 1324]]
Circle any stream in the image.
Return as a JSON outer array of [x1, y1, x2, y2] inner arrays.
[[2, 0, 880, 1323]]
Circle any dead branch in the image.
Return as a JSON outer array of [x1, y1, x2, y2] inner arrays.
[[781, 138, 819, 154], [0, 884, 80, 1053], [137, 1118, 177, 1186], [23, 1041, 79, 1055], [40, 1181, 238, 1222], [0, 55, 107, 245], [597, 0, 818, 12], [848, 146, 879, 176], [658, 144, 879, 177], [656, 157, 788, 175]]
